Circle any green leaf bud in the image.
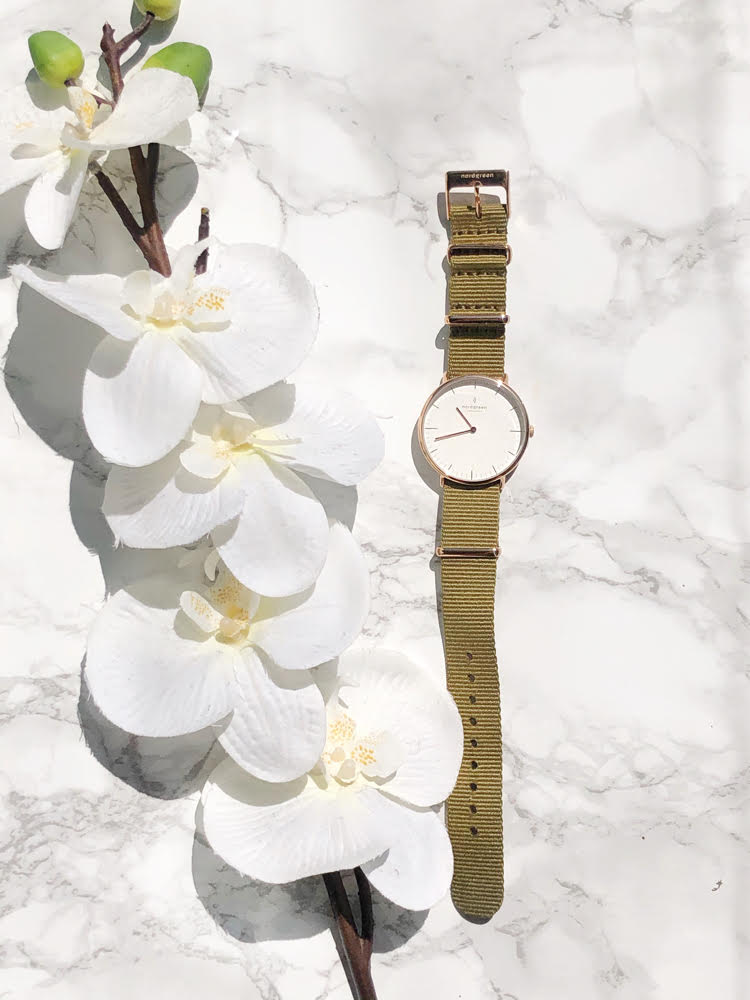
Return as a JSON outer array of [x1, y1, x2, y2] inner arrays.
[[28, 30, 84, 88], [143, 42, 212, 101]]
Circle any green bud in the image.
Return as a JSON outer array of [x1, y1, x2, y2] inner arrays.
[[134, 0, 181, 21], [143, 42, 212, 101], [28, 30, 84, 88]]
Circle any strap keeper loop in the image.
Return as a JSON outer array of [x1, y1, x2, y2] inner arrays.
[[436, 545, 500, 560]]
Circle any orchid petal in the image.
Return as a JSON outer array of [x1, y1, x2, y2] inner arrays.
[[10, 263, 138, 342], [336, 650, 463, 808], [103, 448, 244, 548], [86, 580, 236, 737], [202, 759, 400, 883], [245, 382, 384, 486], [10, 127, 65, 152], [0, 144, 54, 195], [0, 88, 70, 197], [67, 87, 98, 132], [184, 277, 232, 330], [83, 332, 202, 467], [362, 807, 454, 910], [170, 240, 210, 294], [219, 647, 326, 782], [213, 455, 328, 597], [251, 523, 369, 670], [180, 439, 231, 479], [84, 68, 198, 151], [0, 83, 70, 133], [176, 243, 318, 404], [24, 148, 88, 250], [122, 269, 156, 319], [179, 590, 223, 634]]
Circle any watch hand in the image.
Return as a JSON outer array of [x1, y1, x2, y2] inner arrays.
[[456, 406, 475, 431], [434, 428, 475, 441]]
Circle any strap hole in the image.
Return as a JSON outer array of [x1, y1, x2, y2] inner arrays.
[[469, 695, 477, 704], [469, 716, 477, 725], [466, 652, 473, 661], [470, 826, 478, 836], [468, 673, 475, 683], [470, 804, 477, 814], [470, 738, 478, 747], [469, 782, 478, 791], [470, 760, 478, 769]]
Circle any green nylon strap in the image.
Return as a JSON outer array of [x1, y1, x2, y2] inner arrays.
[[446, 200, 507, 380], [441, 195, 508, 919]]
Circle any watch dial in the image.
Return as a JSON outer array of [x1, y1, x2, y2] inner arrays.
[[419, 375, 528, 483]]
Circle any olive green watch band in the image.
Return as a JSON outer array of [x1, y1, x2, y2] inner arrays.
[[440, 174, 509, 919]]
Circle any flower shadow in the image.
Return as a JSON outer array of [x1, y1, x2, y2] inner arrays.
[[191, 815, 428, 952], [78, 671, 223, 800], [3, 282, 104, 464]]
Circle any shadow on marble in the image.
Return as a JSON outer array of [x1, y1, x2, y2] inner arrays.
[[78, 672, 223, 800], [192, 823, 428, 952], [299, 473, 358, 530]]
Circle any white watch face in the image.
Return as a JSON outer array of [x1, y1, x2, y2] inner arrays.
[[419, 375, 529, 484]]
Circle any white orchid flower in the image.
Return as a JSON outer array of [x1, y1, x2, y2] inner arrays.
[[11, 240, 318, 468], [102, 381, 384, 597], [85, 524, 369, 782], [202, 650, 463, 911], [0, 70, 197, 250]]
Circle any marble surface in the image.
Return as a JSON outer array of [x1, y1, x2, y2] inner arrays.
[[1, 1, 748, 997]]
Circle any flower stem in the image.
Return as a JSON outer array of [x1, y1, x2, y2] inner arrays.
[[195, 208, 210, 275], [98, 18, 171, 276], [116, 12, 155, 57], [93, 167, 141, 242], [323, 869, 377, 1000]]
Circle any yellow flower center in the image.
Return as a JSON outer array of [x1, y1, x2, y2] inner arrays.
[[179, 564, 258, 646], [319, 711, 403, 787]]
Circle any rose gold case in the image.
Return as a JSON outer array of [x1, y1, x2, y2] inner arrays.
[[417, 374, 530, 487]]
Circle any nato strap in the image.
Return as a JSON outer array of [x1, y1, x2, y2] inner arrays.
[[441, 191, 509, 919], [441, 485, 503, 918]]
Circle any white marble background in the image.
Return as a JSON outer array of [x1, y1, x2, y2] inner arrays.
[[1, 1, 748, 997]]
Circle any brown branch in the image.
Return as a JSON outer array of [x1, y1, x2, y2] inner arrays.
[[93, 168, 141, 240], [98, 19, 171, 276], [129, 145, 171, 276], [116, 12, 155, 56], [354, 867, 375, 948], [146, 142, 160, 191], [100, 23, 124, 100], [195, 208, 210, 275], [323, 871, 378, 1000]]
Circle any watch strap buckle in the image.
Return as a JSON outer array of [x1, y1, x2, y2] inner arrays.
[[445, 169, 510, 221]]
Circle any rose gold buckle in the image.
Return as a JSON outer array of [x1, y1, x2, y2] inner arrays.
[[445, 169, 510, 221]]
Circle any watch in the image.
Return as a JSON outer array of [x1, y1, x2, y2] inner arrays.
[[417, 169, 532, 920]]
